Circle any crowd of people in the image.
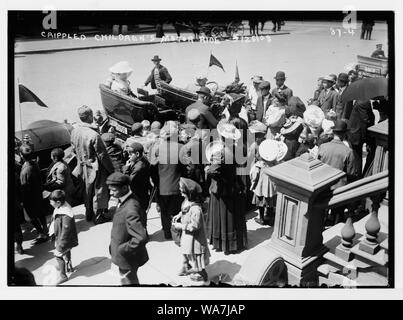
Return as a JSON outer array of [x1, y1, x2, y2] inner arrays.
[[14, 53, 388, 286]]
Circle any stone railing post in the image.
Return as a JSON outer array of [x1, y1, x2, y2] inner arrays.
[[265, 153, 345, 286]]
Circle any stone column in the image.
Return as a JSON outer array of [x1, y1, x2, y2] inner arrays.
[[265, 153, 345, 286]]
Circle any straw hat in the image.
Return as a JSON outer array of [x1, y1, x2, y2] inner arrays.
[[303, 105, 325, 129], [109, 61, 133, 74], [248, 120, 267, 134], [217, 122, 241, 140], [251, 75, 264, 83], [258, 139, 288, 162], [280, 117, 303, 136], [266, 107, 286, 128]]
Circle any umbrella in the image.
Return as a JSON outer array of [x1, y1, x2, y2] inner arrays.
[[341, 77, 388, 103]]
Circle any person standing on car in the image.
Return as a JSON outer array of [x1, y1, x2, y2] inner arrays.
[[144, 55, 172, 90], [107, 172, 149, 285], [70, 105, 115, 224]]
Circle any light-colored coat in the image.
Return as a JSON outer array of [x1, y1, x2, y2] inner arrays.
[[71, 123, 114, 212]]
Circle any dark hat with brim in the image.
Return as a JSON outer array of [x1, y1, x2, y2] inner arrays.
[[106, 172, 130, 186], [338, 73, 349, 83], [332, 119, 348, 133], [274, 71, 286, 80], [151, 55, 162, 61]]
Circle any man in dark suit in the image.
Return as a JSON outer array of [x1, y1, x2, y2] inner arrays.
[[255, 81, 273, 122], [185, 86, 218, 129], [313, 75, 339, 113], [122, 142, 152, 228], [144, 55, 172, 89], [150, 121, 184, 239], [107, 172, 149, 286], [334, 73, 353, 120], [271, 71, 293, 104]]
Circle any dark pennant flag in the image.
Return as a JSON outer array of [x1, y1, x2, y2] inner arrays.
[[19, 84, 48, 108], [209, 54, 225, 72]]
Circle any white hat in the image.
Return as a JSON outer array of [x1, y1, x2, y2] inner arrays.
[[266, 107, 286, 128], [303, 105, 325, 129], [258, 139, 288, 162], [109, 61, 133, 74], [205, 141, 224, 163], [217, 121, 241, 140], [321, 119, 334, 135]]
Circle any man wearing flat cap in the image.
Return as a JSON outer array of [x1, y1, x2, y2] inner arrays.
[[71, 105, 115, 223], [313, 75, 339, 113], [185, 86, 219, 129], [271, 71, 293, 104], [144, 55, 172, 90], [255, 81, 273, 122], [107, 172, 148, 285], [122, 142, 152, 228]]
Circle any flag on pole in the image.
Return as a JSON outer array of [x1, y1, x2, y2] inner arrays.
[[19, 84, 48, 108], [235, 61, 240, 82], [209, 53, 225, 72]]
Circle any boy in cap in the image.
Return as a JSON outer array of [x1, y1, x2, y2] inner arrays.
[[271, 71, 293, 104], [107, 172, 148, 285], [122, 142, 152, 228], [102, 132, 124, 172], [49, 190, 78, 285]]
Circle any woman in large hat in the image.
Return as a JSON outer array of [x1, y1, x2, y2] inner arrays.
[[280, 116, 304, 161], [107, 61, 134, 96], [205, 122, 247, 254], [250, 139, 288, 225]]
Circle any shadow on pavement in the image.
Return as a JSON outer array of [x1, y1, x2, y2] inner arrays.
[[15, 240, 55, 272], [246, 227, 274, 250], [207, 260, 242, 285], [67, 256, 111, 281]]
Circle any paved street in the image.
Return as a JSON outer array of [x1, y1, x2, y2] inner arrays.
[[15, 203, 274, 286], [14, 21, 387, 130], [14, 200, 389, 286]]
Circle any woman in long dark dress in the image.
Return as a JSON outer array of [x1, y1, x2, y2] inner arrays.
[[205, 122, 247, 254]]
